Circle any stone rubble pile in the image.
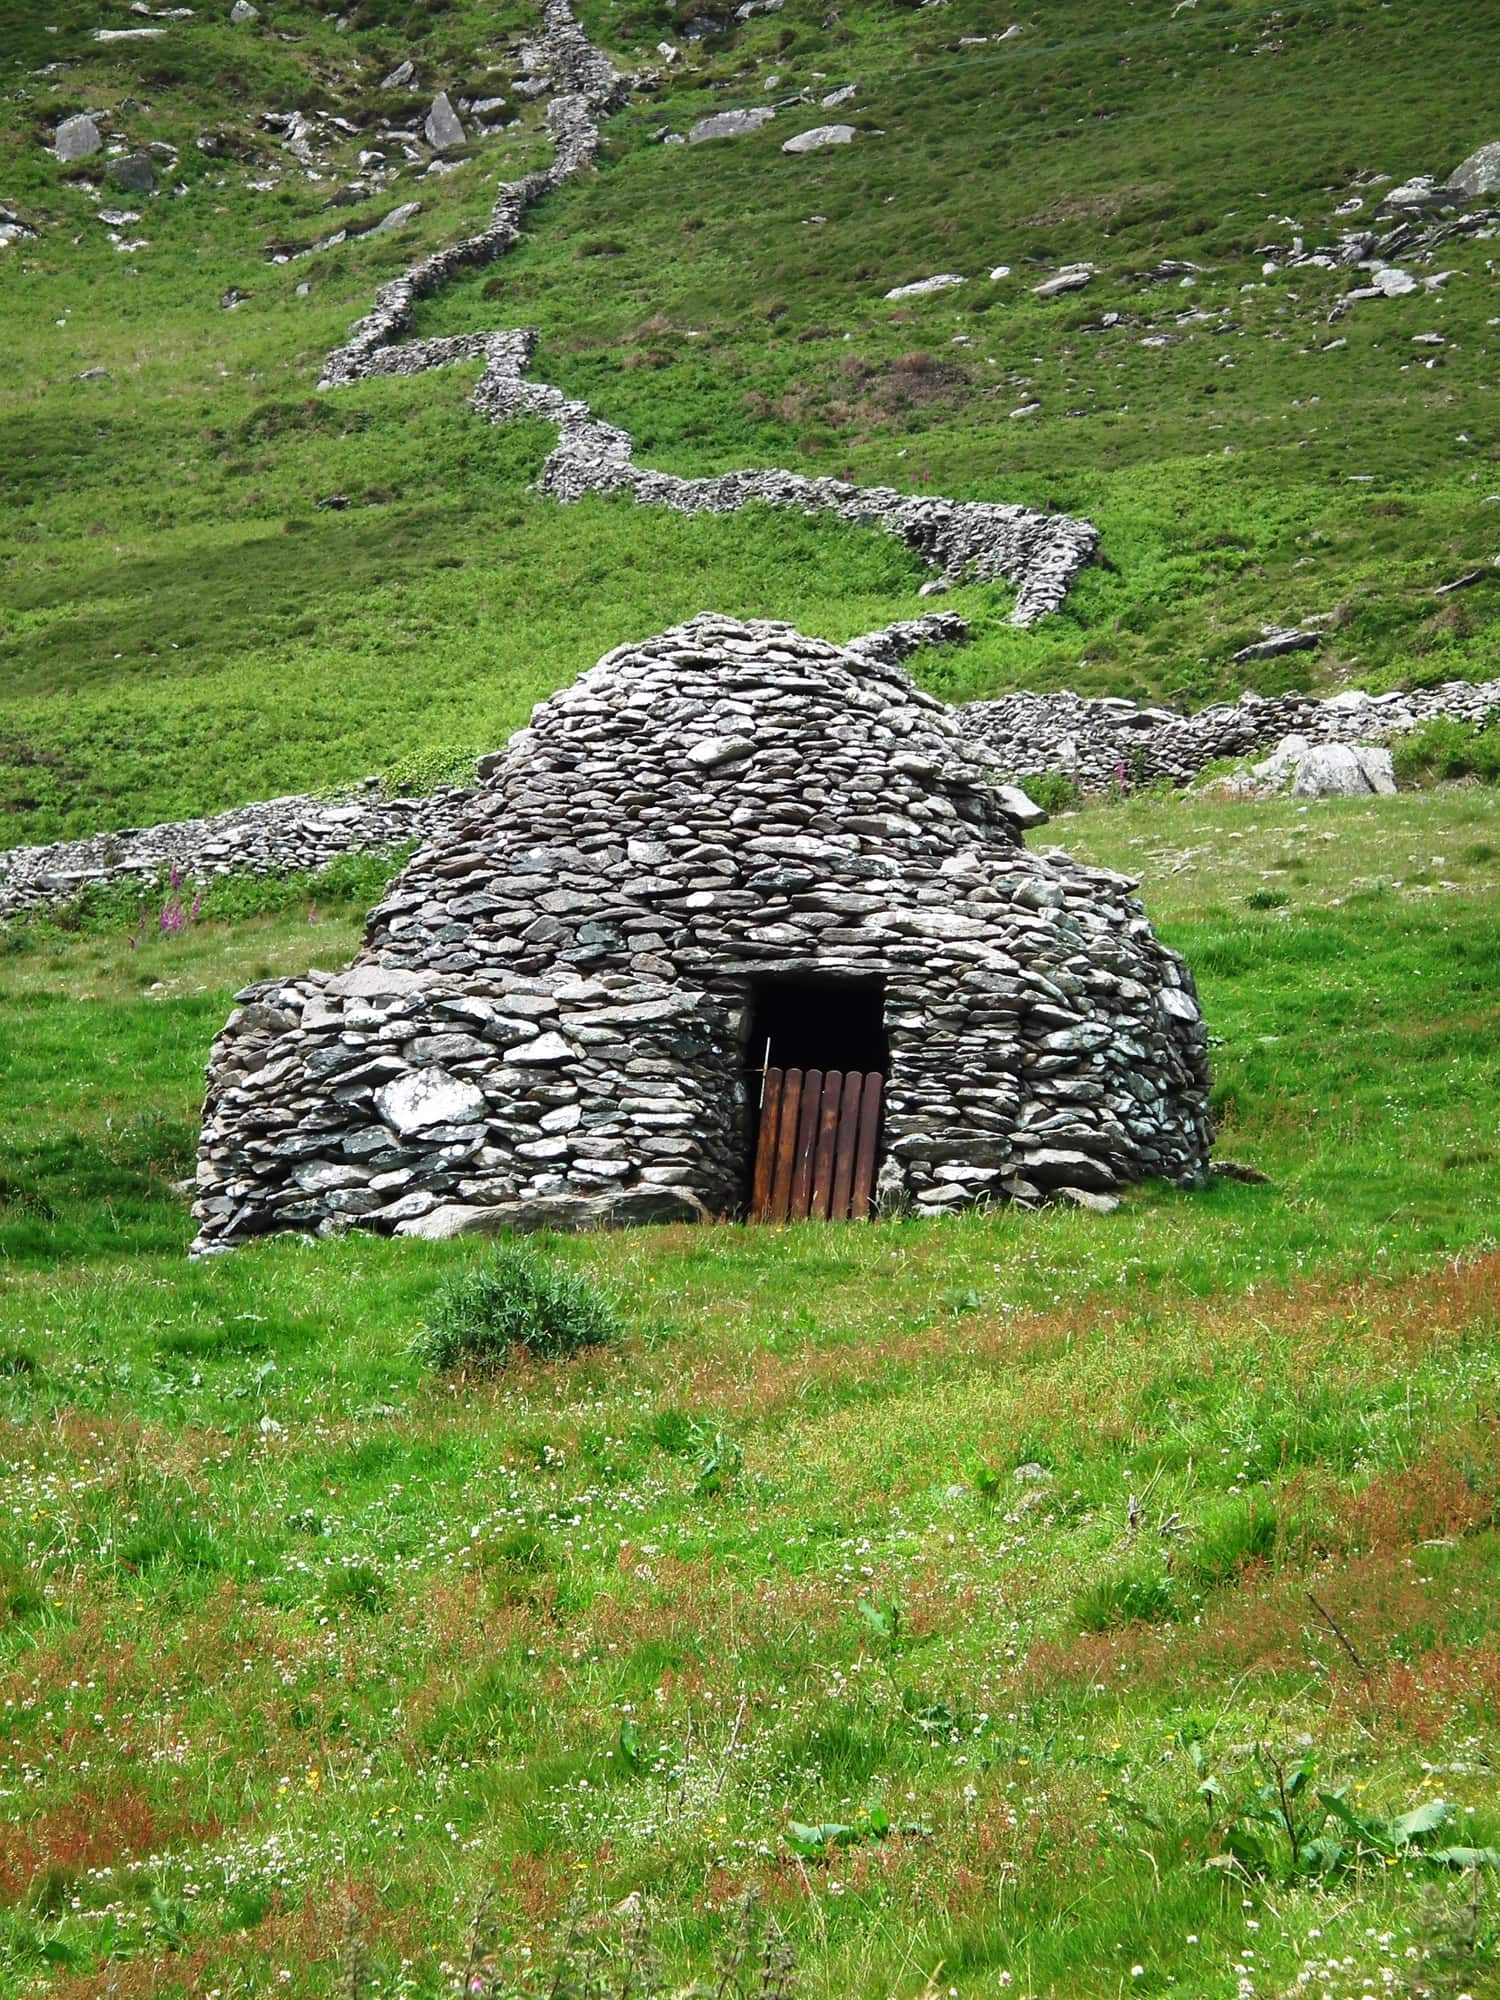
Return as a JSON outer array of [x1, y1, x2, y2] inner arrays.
[[191, 615, 1212, 1252], [315, 0, 1098, 624], [0, 617, 968, 920], [960, 678, 1500, 796]]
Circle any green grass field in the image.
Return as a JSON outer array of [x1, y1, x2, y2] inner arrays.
[[3, 792, 1498, 1997], [4, 0, 1500, 1991]]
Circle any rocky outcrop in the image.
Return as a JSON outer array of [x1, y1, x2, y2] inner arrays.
[[315, 0, 1097, 625], [960, 679, 1500, 796], [191, 616, 1212, 1252], [1231, 737, 1397, 799]]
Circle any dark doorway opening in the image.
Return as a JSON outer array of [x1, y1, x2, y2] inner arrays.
[[745, 976, 887, 1223], [746, 975, 887, 1080]]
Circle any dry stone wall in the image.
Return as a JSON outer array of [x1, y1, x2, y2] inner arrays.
[[192, 616, 1213, 1252], [7, 648, 1498, 918], [316, 1, 1098, 625], [960, 678, 1500, 795]]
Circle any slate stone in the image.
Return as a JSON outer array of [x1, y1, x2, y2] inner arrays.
[[374, 1067, 485, 1135], [1450, 139, 1500, 199], [689, 107, 775, 143], [107, 153, 156, 194], [424, 93, 465, 151], [54, 114, 103, 161], [782, 124, 857, 154]]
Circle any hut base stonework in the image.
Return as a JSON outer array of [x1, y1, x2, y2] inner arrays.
[[192, 617, 1212, 1251]]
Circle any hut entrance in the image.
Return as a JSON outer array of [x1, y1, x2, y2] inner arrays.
[[746, 977, 886, 1222]]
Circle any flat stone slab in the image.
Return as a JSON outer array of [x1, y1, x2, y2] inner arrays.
[[782, 124, 857, 154], [689, 107, 775, 142]]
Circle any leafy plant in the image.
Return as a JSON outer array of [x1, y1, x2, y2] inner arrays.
[[414, 1243, 620, 1372], [1183, 1745, 1500, 1881], [857, 1595, 903, 1646], [693, 1428, 743, 1497]]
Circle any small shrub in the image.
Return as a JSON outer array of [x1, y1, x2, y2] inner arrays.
[[415, 1243, 620, 1372], [1392, 717, 1500, 788], [1003, 770, 1080, 814], [323, 1561, 389, 1614], [384, 743, 481, 794]]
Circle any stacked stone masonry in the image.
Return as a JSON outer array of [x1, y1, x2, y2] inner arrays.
[[961, 678, 1500, 795], [316, 0, 1098, 625], [191, 616, 1214, 1251], [5, 658, 1497, 918]]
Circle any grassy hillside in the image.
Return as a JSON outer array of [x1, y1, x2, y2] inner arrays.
[[4, 0, 1499, 842], [5, 2, 1500, 1993], [2, 790, 1499, 1995]]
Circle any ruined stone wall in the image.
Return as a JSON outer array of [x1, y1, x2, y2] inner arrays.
[[960, 678, 1500, 794]]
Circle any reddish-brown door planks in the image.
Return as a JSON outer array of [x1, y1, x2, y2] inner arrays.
[[751, 1067, 784, 1220], [751, 1065, 885, 1223], [809, 1070, 844, 1219], [850, 1072, 884, 1220]]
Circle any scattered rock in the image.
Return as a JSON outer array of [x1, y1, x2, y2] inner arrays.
[[1449, 139, 1500, 199], [370, 200, 421, 233], [1379, 173, 1452, 214], [382, 58, 416, 89], [1055, 1187, 1121, 1214], [1033, 264, 1094, 298], [424, 93, 465, 151], [107, 152, 156, 194], [782, 123, 857, 153], [54, 113, 102, 160], [884, 272, 966, 299], [229, 0, 258, 21], [1233, 627, 1319, 664], [821, 83, 857, 107], [1014, 1462, 1053, 1484], [220, 286, 250, 309], [688, 106, 776, 142]]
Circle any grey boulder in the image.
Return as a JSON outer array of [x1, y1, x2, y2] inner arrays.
[[424, 93, 466, 151], [54, 114, 102, 161], [1252, 736, 1397, 798], [782, 123, 857, 154], [688, 107, 775, 142], [1449, 140, 1500, 199], [107, 152, 157, 194]]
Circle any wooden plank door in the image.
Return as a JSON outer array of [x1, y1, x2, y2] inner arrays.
[[751, 1066, 884, 1222]]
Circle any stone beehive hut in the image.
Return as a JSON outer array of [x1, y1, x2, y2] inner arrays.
[[192, 616, 1212, 1251]]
